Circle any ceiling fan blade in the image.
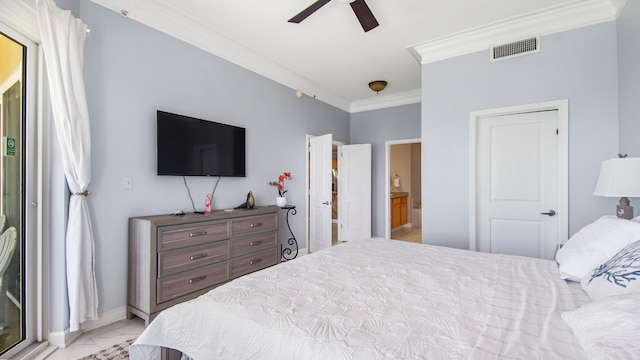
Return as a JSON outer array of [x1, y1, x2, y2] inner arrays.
[[350, 0, 379, 32], [288, 0, 332, 23]]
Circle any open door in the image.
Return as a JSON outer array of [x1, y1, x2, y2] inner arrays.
[[338, 144, 372, 241], [309, 134, 333, 252]]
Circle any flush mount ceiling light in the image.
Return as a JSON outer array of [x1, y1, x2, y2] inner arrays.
[[368, 80, 387, 94]]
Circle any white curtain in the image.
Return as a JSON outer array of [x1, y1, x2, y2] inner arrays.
[[36, 0, 98, 332]]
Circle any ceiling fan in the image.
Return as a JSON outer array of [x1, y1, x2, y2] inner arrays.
[[288, 0, 379, 32]]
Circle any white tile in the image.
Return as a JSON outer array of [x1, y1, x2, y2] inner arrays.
[[44, 343, 102, 360], [42, 318, 144, 359], [91, 321, 145, 348]]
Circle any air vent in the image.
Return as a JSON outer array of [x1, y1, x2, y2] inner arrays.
[[490, 36, 540, 62]]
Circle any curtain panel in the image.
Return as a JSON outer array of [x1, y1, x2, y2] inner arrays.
[[36, 0, 98, 332]]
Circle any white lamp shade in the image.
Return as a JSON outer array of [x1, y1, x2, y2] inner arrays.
[[593, 158, 640, 197]]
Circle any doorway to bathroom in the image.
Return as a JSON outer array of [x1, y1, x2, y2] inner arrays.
[[385, 139, 422, 243]]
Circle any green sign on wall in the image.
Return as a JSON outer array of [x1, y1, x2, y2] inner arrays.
[[4, 137, 16, 157]]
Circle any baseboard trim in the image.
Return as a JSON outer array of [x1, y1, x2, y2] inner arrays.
[[48, 306, 128, 347], [296, 247, 309, 257], [47, 329, 79, 348]]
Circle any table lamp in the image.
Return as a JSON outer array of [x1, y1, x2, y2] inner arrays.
[[593, 157, 640, 219]]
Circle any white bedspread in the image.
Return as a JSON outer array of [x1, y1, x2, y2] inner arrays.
[[129, 239, 587, 359]]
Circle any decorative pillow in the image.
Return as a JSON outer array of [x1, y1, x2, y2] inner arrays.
[[555, 216, 640, 281], [581, 239, 640, 301], [561, 293, 640, 359]]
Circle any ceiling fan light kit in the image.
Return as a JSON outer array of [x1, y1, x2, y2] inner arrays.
[[369, 80, 387, 93], [288, 0, 379, 32]]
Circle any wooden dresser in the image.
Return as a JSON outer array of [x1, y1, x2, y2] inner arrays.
[[127, 207, 279, 325]]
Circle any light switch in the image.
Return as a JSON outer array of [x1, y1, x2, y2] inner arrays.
[[123, 176, 133, 190]]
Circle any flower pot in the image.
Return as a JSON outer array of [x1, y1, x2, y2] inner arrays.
[[276, 196, 287, 207]]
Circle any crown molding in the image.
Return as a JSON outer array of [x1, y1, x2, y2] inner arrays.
[[87, 0, 625, 113], [350, 89, 422, 113], [407, 0, 626, 65]]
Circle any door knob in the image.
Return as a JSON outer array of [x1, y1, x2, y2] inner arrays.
[[322, 201, 331, 205], [541, 210, 556, 216]]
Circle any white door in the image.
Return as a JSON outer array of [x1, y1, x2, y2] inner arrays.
[[338, 144, 372, 241], [476, 110, 559, 259], [309, 134, 333, 252]]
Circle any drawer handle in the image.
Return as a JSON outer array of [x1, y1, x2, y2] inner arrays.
[[249, 258, 262, 265], [249, 223, 262, 228], [189, 231, 207, 237], [249, 241, 263, 246], [189, 275, 206, 284], [190, 253, 208, 261]]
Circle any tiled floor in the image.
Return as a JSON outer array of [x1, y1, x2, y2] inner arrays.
[[34, 318, 145, 360], [391, 226, 422, 243]]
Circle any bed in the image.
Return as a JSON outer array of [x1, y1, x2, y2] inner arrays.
[[129, 236, 608, 360], [131, 214, 640, 359]]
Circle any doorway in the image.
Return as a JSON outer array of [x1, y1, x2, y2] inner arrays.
[[469, 100, 568, 260], [385, 139, 422, 243], [307, 134, 371, 253]]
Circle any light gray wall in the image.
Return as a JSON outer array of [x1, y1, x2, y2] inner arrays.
[[49, 1, 349, 332], [421, 21, 620, 250], [350, 104, 421, 237], [52, 0, 78, 16], [618, 1, 640, 156]]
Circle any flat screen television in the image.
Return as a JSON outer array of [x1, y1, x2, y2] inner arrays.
[[156, 110, 246, 177]]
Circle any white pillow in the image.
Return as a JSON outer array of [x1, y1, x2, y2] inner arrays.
[[561, 293, 640, 359], [555, 216, 640, 281], [581, 239, 640, 301]]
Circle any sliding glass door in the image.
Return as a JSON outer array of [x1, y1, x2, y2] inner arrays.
[[0, 21, 37, 357]]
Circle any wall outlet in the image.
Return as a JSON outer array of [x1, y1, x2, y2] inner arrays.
[[123, 176, 133, 190]]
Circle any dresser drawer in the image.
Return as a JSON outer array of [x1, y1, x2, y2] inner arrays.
[[231, 214, 277, 237], [230, 248, 277, 278], [158, 240, 229, 278], [231, 232, 277, 258], [158, 221, 229, 251], [157, 262, 229, 304]]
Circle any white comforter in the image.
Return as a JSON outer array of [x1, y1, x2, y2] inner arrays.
[[129, 239, 587, 359]]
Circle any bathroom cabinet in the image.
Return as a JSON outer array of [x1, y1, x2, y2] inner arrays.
[[391, 194, 408, 228]]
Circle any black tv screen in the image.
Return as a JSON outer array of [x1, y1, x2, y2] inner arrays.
[[157, 110, 246, 177]]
